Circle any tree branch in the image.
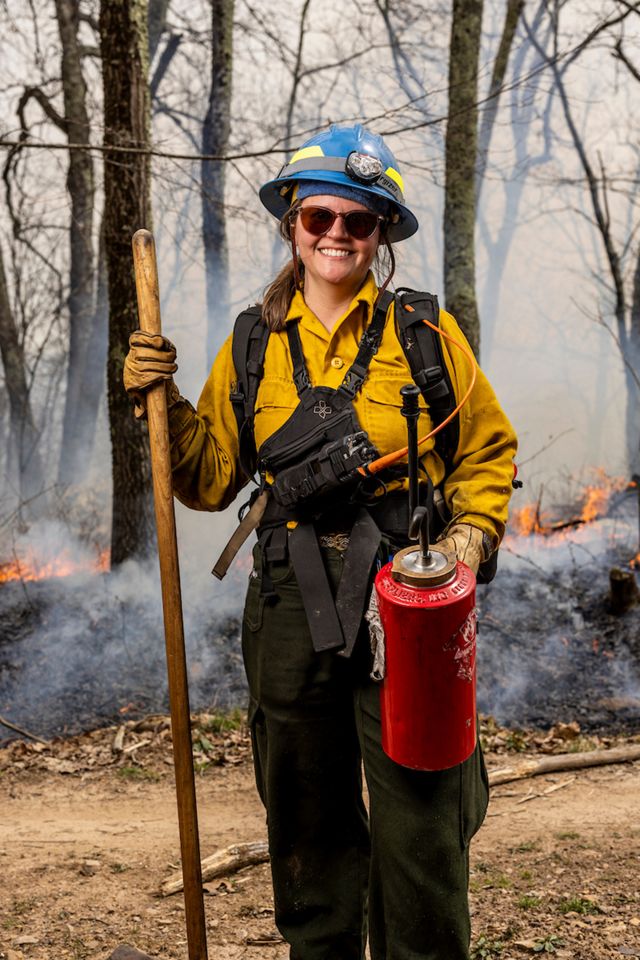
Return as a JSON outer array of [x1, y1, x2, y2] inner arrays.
[[18, 86, 67, 134], [613, 37, 640, 81]]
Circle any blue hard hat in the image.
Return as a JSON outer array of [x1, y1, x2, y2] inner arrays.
[[259, 124, 419, 243]]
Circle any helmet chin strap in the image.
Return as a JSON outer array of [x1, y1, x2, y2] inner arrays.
[[290, 221, 303, 291], [372, 236, 396, 313]]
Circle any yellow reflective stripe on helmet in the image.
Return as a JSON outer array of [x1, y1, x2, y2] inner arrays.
[[385, 166, 404, 193], [289, 145, 325, 164]]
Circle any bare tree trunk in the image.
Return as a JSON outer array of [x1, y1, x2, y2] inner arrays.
[[55, 0, 96, 486], [627, 244, 640, 473], [475, 0, 524, 206], [100, 0, 155, 564], [0, 241, 45, 506], [443, 0, 483, 358], [479, 0, 553, 363], [528, 6, 639, 471], [76, 217, 109, 470], [201, 0, 234, 367], [148, 0, 171, 62]]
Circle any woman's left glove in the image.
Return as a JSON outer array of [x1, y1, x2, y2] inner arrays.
[[436, 524, 487, 576]]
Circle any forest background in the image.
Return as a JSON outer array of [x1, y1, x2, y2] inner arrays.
[[0, 0, 639, 580]]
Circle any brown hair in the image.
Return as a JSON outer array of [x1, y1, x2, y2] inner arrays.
[[260, 201, 393, 332]]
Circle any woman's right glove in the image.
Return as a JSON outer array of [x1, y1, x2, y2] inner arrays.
[[123, 330, 178, 418]]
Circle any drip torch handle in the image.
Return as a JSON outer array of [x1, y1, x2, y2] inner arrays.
[[409, 505, 431, 564], [400, 384, 421, 529]]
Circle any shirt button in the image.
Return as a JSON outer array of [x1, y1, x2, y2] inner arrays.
[[331, 357, 344, 369]]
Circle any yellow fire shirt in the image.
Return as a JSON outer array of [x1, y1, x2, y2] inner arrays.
[[167, 273, 517, 548]]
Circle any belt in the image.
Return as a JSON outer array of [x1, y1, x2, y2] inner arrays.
[[318, 532, 351, 551]]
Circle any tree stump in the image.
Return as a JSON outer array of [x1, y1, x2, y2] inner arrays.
[[609, 567, 639, 614]]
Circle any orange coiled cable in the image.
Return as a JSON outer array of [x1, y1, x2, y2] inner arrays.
[[358, 308, 477, 476]]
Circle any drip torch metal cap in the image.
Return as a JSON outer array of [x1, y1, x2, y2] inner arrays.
[[391, 545, 457, 588]]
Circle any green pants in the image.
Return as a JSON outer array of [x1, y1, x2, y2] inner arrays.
[[241, 543, 489, 960]]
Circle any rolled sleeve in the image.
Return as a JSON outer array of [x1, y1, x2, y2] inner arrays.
[[438, 312, 517, 548], [168, 334, 246, 511]]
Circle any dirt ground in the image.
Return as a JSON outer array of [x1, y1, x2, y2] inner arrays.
[[1, 716, 639, 960]]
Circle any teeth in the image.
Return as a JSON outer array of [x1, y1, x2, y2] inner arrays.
[[319, 249, 351, 258]]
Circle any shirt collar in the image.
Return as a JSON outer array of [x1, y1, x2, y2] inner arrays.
[[285, 271, 379, 339]]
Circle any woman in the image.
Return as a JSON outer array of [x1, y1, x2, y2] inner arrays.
[[124, 124, 517, 960]]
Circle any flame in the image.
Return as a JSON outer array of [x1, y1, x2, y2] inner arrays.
[[579, 469, 628, 523], [0, 545, 110, 584], [509, 503, 548, 536], [509, 470, 633, 538]]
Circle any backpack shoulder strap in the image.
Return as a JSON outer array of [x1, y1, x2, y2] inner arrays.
[[393, 287, 459, 471], [229, 304, 270, 479]]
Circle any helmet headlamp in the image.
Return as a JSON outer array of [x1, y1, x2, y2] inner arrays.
[[346, 151, 383, 184]]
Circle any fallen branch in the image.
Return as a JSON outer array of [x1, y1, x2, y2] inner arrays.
[[0, 713, 48, 744], [112, 725, 125, 753], [515, 776, 576, 804], [161, 840, 269, 897], [488, 744, 640, 786]]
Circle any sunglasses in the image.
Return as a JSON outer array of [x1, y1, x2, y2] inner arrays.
[[295, 205, 385, 240]]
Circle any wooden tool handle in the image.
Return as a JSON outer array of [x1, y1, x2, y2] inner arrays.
[[131, 229, 208, 960], [132, 229, 162, 336]]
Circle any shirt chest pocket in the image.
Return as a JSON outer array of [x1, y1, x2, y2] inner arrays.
[[359, 377, 434, 457], [253, 378, 299, 452]]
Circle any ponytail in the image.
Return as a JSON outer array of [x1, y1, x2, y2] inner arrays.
[[261, 259, 300, 332]]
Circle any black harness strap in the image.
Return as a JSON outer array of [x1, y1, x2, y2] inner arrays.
[[288, 523, 345, 652], [334, 509, 382, 657], [394, 288, 458, 471], [337, 291, 393, 400], [230, 305, 270, 478], [286, 321, 312, 396]]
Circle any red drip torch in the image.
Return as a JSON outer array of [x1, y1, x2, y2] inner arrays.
[[374, 385, 477, 771]]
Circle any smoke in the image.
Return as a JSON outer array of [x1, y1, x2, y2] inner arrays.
[[3, 485, 639, 741], [0, 511, 251, 740], [477, 491, 640, 732]]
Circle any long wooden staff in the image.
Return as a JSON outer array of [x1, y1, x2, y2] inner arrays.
[[132, 229, 208, 960]]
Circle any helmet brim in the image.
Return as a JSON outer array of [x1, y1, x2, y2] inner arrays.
[[259, 169, 419, 243]]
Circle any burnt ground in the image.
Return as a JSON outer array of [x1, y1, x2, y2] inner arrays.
[[1, 716, 639, 960], [0, 573, 246, 739], [477, 560, 640, 734], [3, 529, 640, 742], [476, 483, 640, 735]]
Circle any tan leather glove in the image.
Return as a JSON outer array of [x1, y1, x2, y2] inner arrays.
[[123, 331, 178, 419], [436, 523, 487, 576]]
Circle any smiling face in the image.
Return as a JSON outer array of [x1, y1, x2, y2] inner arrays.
[[294, 193, 381, 300]]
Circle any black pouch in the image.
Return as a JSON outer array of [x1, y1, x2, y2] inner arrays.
[[258, 386, 378, 512]]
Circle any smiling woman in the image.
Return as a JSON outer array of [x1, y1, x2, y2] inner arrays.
[[123, 123, 518, 960], [292, 194, 382, 329]]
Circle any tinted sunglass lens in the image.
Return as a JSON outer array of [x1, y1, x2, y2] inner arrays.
[[344, 212, 379, 239], [300, 208, 335, 235]]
